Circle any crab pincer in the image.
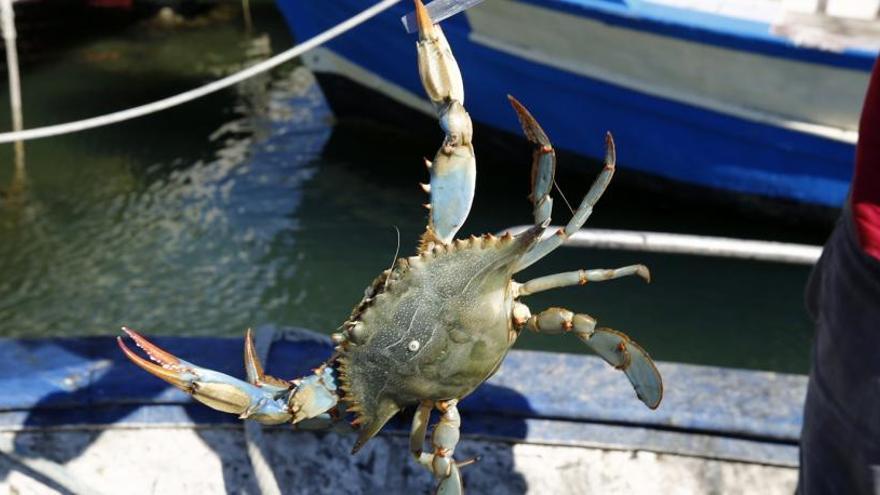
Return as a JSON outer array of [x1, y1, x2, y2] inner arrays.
[[118, 327, 339, 425], [414, 0, 476, 247]]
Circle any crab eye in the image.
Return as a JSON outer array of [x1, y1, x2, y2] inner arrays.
[[407, 340, 421, 352]]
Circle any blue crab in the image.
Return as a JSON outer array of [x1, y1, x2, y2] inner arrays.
[[118, 2, 663, 493]]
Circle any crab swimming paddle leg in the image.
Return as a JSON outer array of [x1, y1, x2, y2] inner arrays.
[[523, 308, 663, 409]]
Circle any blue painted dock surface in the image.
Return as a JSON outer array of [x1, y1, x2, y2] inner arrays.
[[0, 327, 806, 467]]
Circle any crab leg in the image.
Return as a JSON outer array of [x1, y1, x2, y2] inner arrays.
[[516, 264, 650, 297], [514, 134, 616, 272], [118, 327, 340, 425], [412, 399, 466, 495], [410, 400, 433, 458], [414, 0, 476, 247], [508, 96, 555, 228], [522, 308, 663, 409]]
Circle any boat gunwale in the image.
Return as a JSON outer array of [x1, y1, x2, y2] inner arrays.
[[512, 0, 876, 70]]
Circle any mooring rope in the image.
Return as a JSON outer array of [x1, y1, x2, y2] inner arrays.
[[0, 0, 402, 144]]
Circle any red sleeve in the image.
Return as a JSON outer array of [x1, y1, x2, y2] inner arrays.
[[852, 57, 880, 261]]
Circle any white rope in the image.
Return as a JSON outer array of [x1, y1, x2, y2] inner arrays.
[[503, 225, 823, 265], [0, 0, 402, 144]]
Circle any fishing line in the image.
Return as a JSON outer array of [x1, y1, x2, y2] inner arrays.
[[554, 181, 575, 216], [383, 225, 402, 289]]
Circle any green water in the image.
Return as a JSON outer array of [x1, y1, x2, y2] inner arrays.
[[0, 2, 830, 373]]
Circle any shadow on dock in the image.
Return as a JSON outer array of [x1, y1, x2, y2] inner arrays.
[[0, 331, 531, 494]]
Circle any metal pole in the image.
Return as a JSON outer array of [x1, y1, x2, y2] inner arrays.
[[0, 0, 24, 179], [241, 0, 253, 33], [501, 226, 823, 265]]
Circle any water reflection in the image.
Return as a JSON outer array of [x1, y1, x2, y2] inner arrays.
[[0, 60, 331, 337], [0, 3, 822, 372]]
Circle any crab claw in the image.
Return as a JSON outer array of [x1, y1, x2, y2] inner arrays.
[[415, 0, 464, 109], [118, 326, 296, 424], [413, 0, 476, 248], [118, 327, 191, 392], [413, 0, 435, 41], [243, 328, 290, 394]]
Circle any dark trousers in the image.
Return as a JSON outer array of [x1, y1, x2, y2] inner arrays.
[[798, 208, 880, 494]]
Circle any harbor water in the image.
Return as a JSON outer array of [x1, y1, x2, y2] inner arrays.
[[0, 1, 834, 374]]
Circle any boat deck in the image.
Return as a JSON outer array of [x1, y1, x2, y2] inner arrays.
[[651, 0, 880, 50]]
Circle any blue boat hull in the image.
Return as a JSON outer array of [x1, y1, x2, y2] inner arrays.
[[277, 0, 874, 207]]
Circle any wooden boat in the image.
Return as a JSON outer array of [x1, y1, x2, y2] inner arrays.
[[0, 327, 803, 493], [277, 0, 879, 207]]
